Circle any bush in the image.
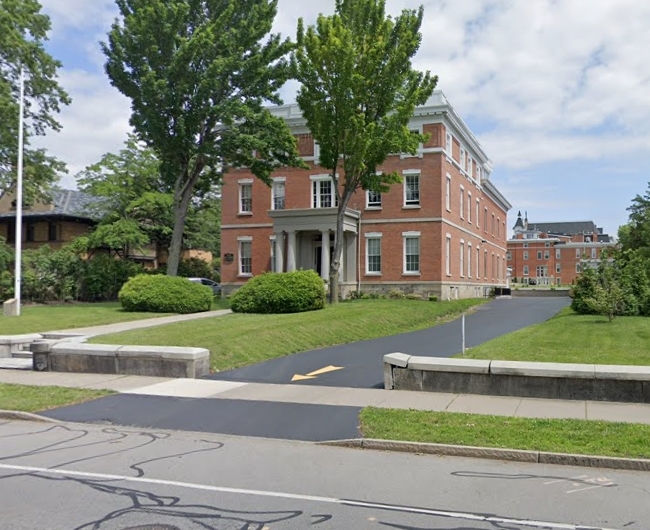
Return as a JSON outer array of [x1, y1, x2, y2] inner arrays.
[[406, 293, 422, 300], [387, 289, 405, 299], [230, 270, 325, 314], [428, 294, 438, 302], [79, 255, 143, 302], [119, 274, 213, 313]]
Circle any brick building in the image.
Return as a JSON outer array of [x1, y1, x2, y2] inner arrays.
[[507, 211, 616, 286], [221, 91, 512, 299]]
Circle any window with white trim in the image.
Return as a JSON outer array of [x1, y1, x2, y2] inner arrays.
[[484, 208, 488, 232], [496, 256, 500, 280], [467, 243, 472, 278], [467, 156, 473, 178], [367, 190, 382, 208], [492, 253, 495, 279], [556, 263, 561, 274], [537, 265, 548, 277], [446, 131, 452, 155], [445, 175, 451, 211], [272, 180, 285, 210], [497, 217, 500, 239], [311, 177, 337, 208], [523, 242, 528, 248], [523, 251, 529, 260], [556, 248, 561, 259], [484, 250, 488, 279], [506, 251, 512, 260], [545, 242, 550, 248], [238, 238, 252, 275], [544, 250, 550, 260], [476, 246, 480, 279], [404, 234, 420, 273], [476, 166, 482, 181], [523, 265, 529, 276], [537, 251, 542, 260], [467, 192, 472, 223], [239, 182, 252, 213], [476, 199, 480, 227], [366, 235, 382, 274], [576, 263, 581, 273], [445, 235, 451, 276], [460, 147, 466, 171], [404, 172, 420, 206], [460, 186, 465, 219], [460, 241, 465, 277], [491, 213, 495, 236], [591, 248, 597, 259], [576, 248, 581, 258]]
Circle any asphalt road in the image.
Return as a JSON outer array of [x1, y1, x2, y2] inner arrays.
[[42, 394, 362, 441], [209, 296, 570, 388], [0, 419, 645, 530]]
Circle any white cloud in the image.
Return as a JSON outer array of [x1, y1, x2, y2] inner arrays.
[[32, 0, 650, 191]]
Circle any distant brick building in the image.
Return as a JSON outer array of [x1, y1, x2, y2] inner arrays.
[[221, 91, 512, 299], [507, 211, 616, 286]]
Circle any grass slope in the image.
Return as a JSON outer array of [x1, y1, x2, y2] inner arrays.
[[92, 298, 485, 371], [460, 307, 650, 365]]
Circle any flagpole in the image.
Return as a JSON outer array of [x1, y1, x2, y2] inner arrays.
[[13, 65, 25, 317]]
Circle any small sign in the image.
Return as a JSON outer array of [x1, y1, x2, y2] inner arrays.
[[224, 253, 234, 262]]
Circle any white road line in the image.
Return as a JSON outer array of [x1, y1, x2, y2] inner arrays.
[[0, 463, 620, 530]]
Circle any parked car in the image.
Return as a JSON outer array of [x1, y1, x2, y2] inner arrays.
[[188, 277, 221, 295]]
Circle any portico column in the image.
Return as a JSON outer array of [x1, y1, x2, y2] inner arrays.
[[286, 230, 297, 272], [320, 230, 330, 281], [274, 232, 284, 273]]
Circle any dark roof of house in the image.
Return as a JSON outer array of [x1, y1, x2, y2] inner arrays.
[[513, 211, 524, 230], [0, 189, 99, 220], [527, 220, 597, 236]]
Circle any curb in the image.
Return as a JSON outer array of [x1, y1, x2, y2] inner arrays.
[[320, 438, 650, 472], [0, 410, 61, 423]]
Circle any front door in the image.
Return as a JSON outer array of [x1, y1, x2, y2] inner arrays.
[[314, 244, 334, 277]]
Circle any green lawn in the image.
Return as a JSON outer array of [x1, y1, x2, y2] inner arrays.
[[92, 298, 485, 372], [0, 383, 112, 413], [0, 299, 230, 335], [459, 307, 650, 365], [360, 408, 650, 459]]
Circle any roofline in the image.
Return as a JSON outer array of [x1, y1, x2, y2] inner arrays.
[[482, 179, 512, 212]]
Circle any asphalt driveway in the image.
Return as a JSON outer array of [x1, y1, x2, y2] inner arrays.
[[208, 296, 570, 388]]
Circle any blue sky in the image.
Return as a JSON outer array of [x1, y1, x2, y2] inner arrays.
[[35, 0, 650, 238]]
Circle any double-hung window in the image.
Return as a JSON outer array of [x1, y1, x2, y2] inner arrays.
[[272, 179, 285, 210], [403, 232, 420, 274], [445, 235, 451, 276], [467, 156, 473, 178], [467, 243, 472, 278], [239, 180, 253, 213], [460, 186, 465, 219], [366, 234, 382, 274], [404, 171, 420, 206], [238, 237, 252, 276], [445, 174, 451, 211], [467, 192, 472, 223], [367, 190, 382, 208], [460, 241, 465, 277], [311, 175, 337, 208], [445, 132, 453, 156], [460, 147, 466, 171]]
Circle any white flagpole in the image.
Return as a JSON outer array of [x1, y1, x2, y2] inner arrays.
[[13, 65, 25, 317]]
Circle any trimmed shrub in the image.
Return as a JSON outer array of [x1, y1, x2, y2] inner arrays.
[[230, 270, 325, 314], [406, 293, 422, 300], [428, 294, 438, 302], [79, 255, 143, 302], [387, 289, 405, 299], [119, 274, 213, 313]]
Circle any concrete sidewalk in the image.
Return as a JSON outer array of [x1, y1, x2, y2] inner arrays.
[[2, 370, 650, 424], [45, 308, 233, 338]]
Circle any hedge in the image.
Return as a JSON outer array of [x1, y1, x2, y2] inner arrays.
[[230, 270, 326, 314], [119, 274, 213, 314]]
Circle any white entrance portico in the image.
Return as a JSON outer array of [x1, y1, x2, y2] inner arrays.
[[268, 208, 360, 284]]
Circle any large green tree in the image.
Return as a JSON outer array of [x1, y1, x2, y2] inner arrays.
[[293, 0, 437, 302], [102, 0, 303, 276], [621, 182, 650, 256], [0, 0, 70, 199]]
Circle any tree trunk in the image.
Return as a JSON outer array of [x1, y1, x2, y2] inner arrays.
[[329, 191, 352, 304], [166, 175, 194, 276]]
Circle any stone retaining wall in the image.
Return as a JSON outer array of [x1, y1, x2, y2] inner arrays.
[[384, 353, 650, 403]]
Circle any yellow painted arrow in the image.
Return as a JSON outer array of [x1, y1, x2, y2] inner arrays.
[[291, 365, 344, 382]]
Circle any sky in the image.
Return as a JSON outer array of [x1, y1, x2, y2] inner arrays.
[[33, 0, 650, 237]]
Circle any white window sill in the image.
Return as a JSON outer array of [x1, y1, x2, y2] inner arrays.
[[238, 273, 253, 278], [402, 205, 421, 209], [365, 272, 382, 276], [402, 272, 421, 276], [365, 206, 382, 211], [238, 212, 253, 216]]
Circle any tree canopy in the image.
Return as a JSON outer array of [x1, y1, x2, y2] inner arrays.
[[293, 0, 437, 302], [102, 0, 304, 275], [0, 0, 70, 199]]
